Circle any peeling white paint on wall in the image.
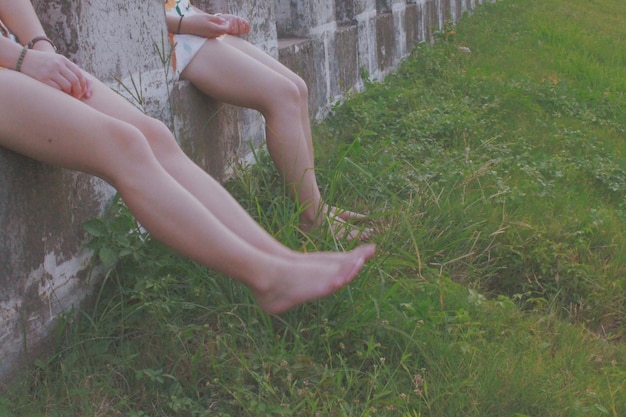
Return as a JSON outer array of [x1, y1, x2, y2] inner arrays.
[[0, 247, 94, 378]]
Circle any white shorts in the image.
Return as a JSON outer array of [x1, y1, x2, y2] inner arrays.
[[168, 8, 226, 79]]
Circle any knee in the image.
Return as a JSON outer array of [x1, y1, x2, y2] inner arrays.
[[265, 78, 307, 116], [281, 76, 308, 106], [292, 75, 309, 103], [136, 116, 180, 155], [99, 122, 160, 186]]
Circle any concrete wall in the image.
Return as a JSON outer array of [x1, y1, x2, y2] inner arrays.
[[0, 0, 487, 384]]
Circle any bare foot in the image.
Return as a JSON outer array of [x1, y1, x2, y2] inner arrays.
[[301, 205, 373, 241], [326, 205, 368, 222], [253, 244, 376, 314], [327, 215, 373, 241], [326, 205, 373, 241]]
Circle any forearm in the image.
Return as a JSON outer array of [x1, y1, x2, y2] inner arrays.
[[0, 36, 23, 69], [0, 0, 46, 69], [167, 13, 222, 36], [165, 13, 181, 34], [0, 0, 51, 50]]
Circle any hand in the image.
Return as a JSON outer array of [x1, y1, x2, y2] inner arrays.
[[20, 49, 92, 99], [185, 14, 230, 39], [184, 13, 250, 38], [218, 14, 251, 36]]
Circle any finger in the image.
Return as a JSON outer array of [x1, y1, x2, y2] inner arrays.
[[41, 79, 63, 92], [232, 19, 245, 35], [83, 77, 94, 99], [72, 65, 88, 98], [51, 71, 73, 96], [238, 18, 250, 35], [63, 63, 86, 99], [209, 15, 226, 24], [216, 23, 230, 35], [232, 20, 241, 34], [209, 18, 229, 32]]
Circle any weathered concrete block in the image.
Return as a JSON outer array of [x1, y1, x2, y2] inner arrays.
[[194, 0, 229, 11], [275, 0, 336, 37], [405, 3, 421, 51], [336, 1, 354, 25], [36, 0, 172, 121], [448, 0, 467, 23], [355, 7, 377, 79], [170, 82, 242, 183], [0, 151, 112, 381], [35, 0, 167, 80], [340, 0, 378, 18], [453, 0, 463, 20], [391, 3, 406, 62], [278, 37, 328, 118], [423, 0, 439, 40], [438, 0, 454, 23], [332, 24, 360, 97], [207, 0, 279, 53], [376, 12, 396, 73]]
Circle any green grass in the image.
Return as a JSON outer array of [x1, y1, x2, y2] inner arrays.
[[2, 0, 626, 415]]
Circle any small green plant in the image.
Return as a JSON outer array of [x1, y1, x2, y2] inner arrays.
[[434, 20, 457, 42], [114, 71, 147, 113]]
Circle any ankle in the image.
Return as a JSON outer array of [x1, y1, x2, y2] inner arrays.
[[300, 204, 328, 230], [300, 213, 320, 231]]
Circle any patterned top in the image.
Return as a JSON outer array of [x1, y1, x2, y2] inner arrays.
[[165, 0, 193, 17], [165, 0, 193, 16], [165, 0, 209, 78]]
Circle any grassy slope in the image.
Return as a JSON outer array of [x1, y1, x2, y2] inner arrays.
[[2, 0, 625, 416]]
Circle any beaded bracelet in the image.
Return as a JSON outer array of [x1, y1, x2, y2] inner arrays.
[[15, 45, 28, 72], [28, 36, 57, 51]]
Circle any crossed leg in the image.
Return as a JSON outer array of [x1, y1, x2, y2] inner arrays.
[[0, 70, 375, 313], [180, 35, 368, 239]]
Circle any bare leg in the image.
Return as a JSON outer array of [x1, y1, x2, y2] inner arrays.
[[181, 37, 368, 239], [217, 37, 369, 225], [0, 71, 375, 313], [83, 77, 295, 259], [217, 37, 316, 167]]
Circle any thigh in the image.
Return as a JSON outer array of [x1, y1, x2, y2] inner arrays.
[[81, 73, 160, 129], [221, 35, 301, 85], [0, 70, 142, 176], [180, 37, 293, 110]]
